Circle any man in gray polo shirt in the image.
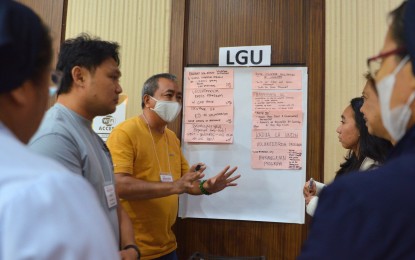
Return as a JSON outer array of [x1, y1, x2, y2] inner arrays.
[[29, 34, 140, 260]]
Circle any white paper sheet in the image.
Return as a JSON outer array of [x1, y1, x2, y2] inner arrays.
[[180, 67, 307, 224]]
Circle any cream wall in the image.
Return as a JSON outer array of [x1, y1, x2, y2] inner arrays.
[[66, 0, 403, 183], [65, 0, 172, 119], [324, 0, 402, 182]]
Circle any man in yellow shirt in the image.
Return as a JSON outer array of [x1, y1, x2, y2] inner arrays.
[[107, 73, 240, 260]]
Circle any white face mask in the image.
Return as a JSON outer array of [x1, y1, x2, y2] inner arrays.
[[149, 96, 182, 123], [376, 55, 414, 142]]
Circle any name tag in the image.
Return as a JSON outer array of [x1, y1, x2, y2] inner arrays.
[[104, 184, 117, 208], [160, 172, 173, 182]]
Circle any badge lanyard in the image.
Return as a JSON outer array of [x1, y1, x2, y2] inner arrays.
[[142, 114, 173, 181]]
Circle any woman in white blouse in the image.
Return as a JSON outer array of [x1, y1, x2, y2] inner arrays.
[[303, 96, 392, 216]]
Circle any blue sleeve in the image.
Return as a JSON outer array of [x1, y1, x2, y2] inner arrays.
[[298, 182, 363, 259]]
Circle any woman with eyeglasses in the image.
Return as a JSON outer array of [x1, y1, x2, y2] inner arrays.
[[303, 96, 392, 216]]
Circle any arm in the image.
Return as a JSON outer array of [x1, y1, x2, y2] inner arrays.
[[305, 196, 319, 216], [118, 204, 140, 259], [113, 150, 204, 200], [116, 170, 204, 200], [116, 164, 239, 199], [107, 127, 200, 200], [315, 181, 326, 195]]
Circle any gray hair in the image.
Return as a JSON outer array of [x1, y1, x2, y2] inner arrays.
[[141, 73, 177, 108]]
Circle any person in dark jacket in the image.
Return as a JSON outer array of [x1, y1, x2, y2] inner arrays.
[[299, 0, 415, 258]]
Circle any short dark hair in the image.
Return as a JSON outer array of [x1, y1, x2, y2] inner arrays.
[[336, 97, 393, 178], [0, 1, 52, 93], [388, 1, 407, 54], [56, 34, 120, 95], [141, 73, 177, 108]]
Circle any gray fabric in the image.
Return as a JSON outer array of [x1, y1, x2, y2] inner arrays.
[[29, 103, 119, 243]]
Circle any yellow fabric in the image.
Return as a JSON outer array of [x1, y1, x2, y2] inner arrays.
[[107, 116, 189, 259]]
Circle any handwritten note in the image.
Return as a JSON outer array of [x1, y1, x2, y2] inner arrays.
[[184, 69, 234, 143], [251, 129, 303, 169], [251, 149, 302, 169], [184, 123, 233, 143], [252, 70, 302, 90], [252, 110, 303, 129], [185, 88, 233, 107], [251, 130, 302, 151], [252, 91, 302, 110], [184, 106, 233, 124], [186, 69, 233, 89], [251, 69, 304, 170]]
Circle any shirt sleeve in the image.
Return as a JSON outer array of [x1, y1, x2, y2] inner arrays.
[[306, 196, 319, 217], [106, 128, 134, 174], [359, 157, 378, 171], [0, 173, 120, 260], [315, 181, 326, 196], [29, 133, 82, 175]]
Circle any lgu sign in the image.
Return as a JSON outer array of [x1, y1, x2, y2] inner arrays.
[[219, 45, 271, 66]]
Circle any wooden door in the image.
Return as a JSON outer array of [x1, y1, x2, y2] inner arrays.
[[169, 0, 325, 259]]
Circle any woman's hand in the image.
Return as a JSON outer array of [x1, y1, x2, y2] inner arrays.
[[303, 180, 316, 205]]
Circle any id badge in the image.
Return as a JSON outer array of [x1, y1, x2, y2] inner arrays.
[[160, 172, 173, 182], [104, 183, 118, 209]]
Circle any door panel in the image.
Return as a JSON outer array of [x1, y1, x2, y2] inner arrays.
[[170, 0, 325, 259]]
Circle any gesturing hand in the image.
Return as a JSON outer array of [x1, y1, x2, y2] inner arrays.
[[174, 168, 205, 194], [203, 165, 240, 194]]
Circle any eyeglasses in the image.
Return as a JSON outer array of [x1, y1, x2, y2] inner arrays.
[[367, 47, 407, 79], [49, 70, 63, 96]]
